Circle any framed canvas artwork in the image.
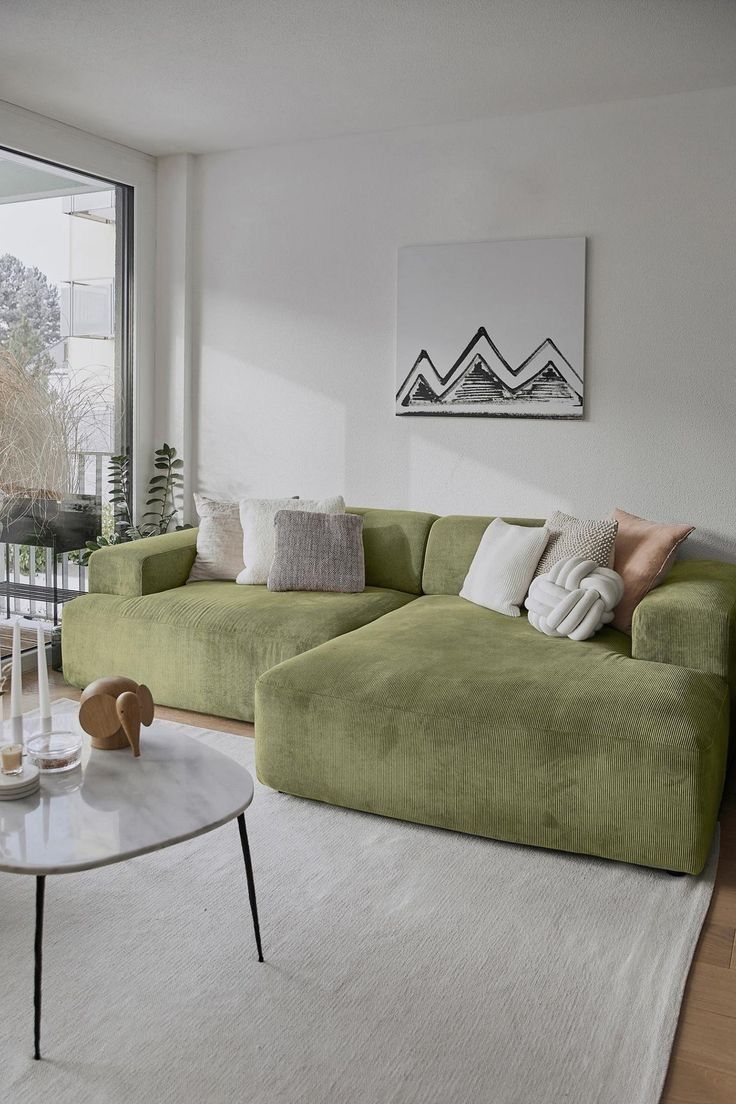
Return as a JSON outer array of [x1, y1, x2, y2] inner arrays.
[[396, 236, 586, 418]]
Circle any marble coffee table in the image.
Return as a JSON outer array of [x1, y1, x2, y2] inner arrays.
[[0, 709, 263, 1060]]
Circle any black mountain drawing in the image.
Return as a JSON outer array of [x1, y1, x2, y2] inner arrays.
[[448, 356, 512, 403], [405, 373, 440, 404], [396, 327, 583, 417]]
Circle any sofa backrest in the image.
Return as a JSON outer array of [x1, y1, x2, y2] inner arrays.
[[348, 507, 438, 595], [422, 515, 545, 595]]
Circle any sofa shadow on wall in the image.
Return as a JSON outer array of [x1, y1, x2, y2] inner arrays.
[[686, 529, 736, 563]]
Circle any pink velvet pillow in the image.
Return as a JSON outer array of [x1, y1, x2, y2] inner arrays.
[[611, 508, 695, 632]]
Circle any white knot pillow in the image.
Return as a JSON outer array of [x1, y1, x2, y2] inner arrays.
[[524, 556, 625, 642]]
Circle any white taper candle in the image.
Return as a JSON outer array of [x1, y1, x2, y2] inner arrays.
[[10, 618, 22, 719], [37, 622, 51, 723]]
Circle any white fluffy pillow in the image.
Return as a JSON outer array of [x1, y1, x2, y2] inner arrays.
[[236, 496, 345, 585], [460, 518, 549, 617], [187, 494, 244, 582]]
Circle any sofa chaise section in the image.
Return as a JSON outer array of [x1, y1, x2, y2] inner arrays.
[[62, 508, 437, 721], [255, 594, 728, 873], [255, 514, 735, 874]]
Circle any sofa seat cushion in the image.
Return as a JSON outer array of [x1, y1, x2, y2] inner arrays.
[[63, 582, 415, 722], [255, 595, 729, 873]]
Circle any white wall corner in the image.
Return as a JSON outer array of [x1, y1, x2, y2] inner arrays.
[[154, 153, 196, 523]]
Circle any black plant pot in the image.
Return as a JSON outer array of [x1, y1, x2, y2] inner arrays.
[[0, 494, 102, 554]]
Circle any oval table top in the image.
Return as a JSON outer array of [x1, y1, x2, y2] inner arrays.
[[0, 710, 254, 876]]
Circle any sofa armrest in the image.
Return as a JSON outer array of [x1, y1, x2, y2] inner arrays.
[[88, 529, 198, 596], [631, 561, 736, 698]]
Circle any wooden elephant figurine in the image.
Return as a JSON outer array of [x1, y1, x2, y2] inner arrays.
[[78, 676, 155, 756]]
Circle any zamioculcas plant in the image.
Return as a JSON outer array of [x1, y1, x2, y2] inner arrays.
[[142, 443, 185, 537], [108, 452, 136, 536], [81, 443, 190, 563]]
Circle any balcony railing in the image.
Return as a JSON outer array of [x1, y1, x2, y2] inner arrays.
[[0, 451, 112, 623], [62, 190, 116, 223], [60, 279, 115, 340]]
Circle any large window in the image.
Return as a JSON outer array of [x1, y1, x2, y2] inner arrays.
[[0, 148, 133, 623]]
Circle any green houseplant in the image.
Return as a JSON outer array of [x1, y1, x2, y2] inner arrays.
[[82, 443, 190, 563]]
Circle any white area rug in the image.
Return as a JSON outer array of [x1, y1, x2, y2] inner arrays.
[[2, 712, 717, 1104]]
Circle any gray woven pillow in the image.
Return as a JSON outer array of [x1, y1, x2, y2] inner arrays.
[[268, 511, 365, 593], [535, 510, 618, 577]]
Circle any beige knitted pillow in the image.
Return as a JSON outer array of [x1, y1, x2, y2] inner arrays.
[[187, 493, 244, 582], [268, 511, 365, 593]]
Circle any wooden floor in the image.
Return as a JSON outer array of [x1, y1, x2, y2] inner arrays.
[[662, 795, 736, 1103], [0, 621, 50, 658], [24, 672, 736, 1100]]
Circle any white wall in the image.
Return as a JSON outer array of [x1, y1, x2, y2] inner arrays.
[[183, 86, 736, 559], [0, 99, 157, 514], [154, 154, 194, 520]]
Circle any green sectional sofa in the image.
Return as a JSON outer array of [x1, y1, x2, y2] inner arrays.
[[63, 508, 435, 722], [62, 507, 736, 874]]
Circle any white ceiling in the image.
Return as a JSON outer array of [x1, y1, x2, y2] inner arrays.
[[1, 0, 735, 157]]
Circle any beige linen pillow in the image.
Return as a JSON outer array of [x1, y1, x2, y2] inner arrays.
[[268, 511, 365, 592], [611, 507, 695, 632], [187, 493, 244, 582], [237, 495, 345, 585], [535, 510, 617, 577]]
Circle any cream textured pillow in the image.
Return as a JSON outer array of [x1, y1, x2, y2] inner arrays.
[[187, 494, 244, 582], [535, 510, 618, 577], [460, 517, 549, 617], [236, 495, 345, 585], [611, 507, 695, 632]]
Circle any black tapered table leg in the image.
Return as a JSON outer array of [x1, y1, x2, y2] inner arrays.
[[237, 813, 264, 962], [34, 875, 45, 1060]]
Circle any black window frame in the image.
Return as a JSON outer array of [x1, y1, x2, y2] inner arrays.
[[0, 144, 135, 516]]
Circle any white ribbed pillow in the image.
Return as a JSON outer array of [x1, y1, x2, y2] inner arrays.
[[460, 518, 549, 617], [236, 495, 345, 585]]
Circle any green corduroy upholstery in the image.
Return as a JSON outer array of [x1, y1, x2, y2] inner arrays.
[[256, 595, 729, 874], [348, 507, 437, 594], [422, 515, 544, 595], [63, 582, 415, 721], [89, 528, 198, 596], [64, 507, 735, 873], [64, 506, 433, 719], [632, 560, 736, 745], [86, 508, 436, 598]]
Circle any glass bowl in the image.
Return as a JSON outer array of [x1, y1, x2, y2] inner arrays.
[[26, 730, 83, 773]]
